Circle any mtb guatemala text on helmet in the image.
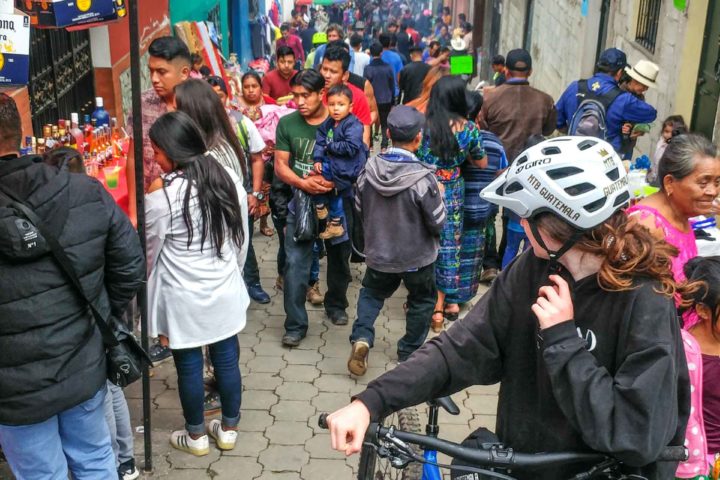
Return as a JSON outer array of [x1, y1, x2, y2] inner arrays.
[[480, 136, 631, 231]]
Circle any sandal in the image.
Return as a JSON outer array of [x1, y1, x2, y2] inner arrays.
[[260, 225, 275, 237], [444, 304, 460, 322], [431, 310, 444, 333]]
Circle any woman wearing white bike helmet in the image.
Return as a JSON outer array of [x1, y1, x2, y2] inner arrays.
[[327, 136, 691, 480]]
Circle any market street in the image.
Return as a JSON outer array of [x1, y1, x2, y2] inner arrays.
[[122, 227, 498, 479]]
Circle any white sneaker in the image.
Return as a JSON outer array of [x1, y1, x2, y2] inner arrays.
[[208, 419, 238, 450], [169, 430, 210, 456]]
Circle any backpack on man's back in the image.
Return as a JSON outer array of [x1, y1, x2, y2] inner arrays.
[[568, 79, 622, 140]]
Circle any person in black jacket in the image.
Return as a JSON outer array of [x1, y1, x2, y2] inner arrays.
[[0, 94, 145, 479], [326, 137, 690, 480], [364, 42, 396, 151]]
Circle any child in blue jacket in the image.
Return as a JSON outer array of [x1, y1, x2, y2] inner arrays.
[[312, 84, 367, 239]]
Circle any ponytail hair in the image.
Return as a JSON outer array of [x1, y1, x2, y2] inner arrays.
[[149, 111, 244, 258], [535, 210, 691, 298]]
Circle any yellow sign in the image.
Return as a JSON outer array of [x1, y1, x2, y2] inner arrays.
[[77, 0, 92, 12]]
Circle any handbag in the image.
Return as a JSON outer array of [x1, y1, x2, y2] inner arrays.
[[0, 185, 152, 387], [293, 188, 318, 242]]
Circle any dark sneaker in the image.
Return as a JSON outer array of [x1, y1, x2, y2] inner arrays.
[[247, 283, 271, 304], [348, 340, 370, 376], [282, 334, 302, 347], [327, 310, 348, 326], [480, 268, 498, 284], [204, 391, 221, 416], [118, 458, 140, 480], [149, 342, 172, 363]]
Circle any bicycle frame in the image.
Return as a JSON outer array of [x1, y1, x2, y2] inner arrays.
[[421, 400, 448, 480]]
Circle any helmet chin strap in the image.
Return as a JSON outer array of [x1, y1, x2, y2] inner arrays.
[[527, 220, 582, 272]]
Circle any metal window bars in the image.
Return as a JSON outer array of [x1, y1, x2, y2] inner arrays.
[[635, 0, 662, 54]]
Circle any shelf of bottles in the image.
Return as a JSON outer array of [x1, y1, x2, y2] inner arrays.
[[22, 97, 129, 180]]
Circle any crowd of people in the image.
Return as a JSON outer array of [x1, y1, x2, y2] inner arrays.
[[1, 1, 720, 479]]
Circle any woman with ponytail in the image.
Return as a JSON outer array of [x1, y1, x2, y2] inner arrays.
[[327, 138, 690, 480], [145, 111, 248, 456]]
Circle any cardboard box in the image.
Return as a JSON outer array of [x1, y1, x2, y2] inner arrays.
[[0, 13, 31, 85], [16, 0, 118, 28]]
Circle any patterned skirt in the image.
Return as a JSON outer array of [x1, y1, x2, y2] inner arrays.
[[436, 176, 464, 299]]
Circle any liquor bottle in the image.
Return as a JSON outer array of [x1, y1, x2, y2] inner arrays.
[[36, 138, 46, 155], [91, 97, 110, 128], [84, 114, 93, 153], [70, 113, 84, 153], [43, 125, 54, 149], [57, 120, 68, 147], [24, 136, 34, 154], [51, 125, 61, 148], [111, 117, 121, 160]]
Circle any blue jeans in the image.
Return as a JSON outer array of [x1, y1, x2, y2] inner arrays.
[[315, 192, 345, 221], [103, 381, 134, 467], [311, 240, 321, 284], [502, 229, 529, 269], [0, 387, 116, 480], [351, 264, 436, 360], [172, 335, 242, 435]]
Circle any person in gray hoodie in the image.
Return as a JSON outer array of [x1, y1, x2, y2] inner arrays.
[[348, 105, 446, 376]]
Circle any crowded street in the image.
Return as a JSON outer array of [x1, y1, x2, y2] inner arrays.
[[1, 0, 720, 479]]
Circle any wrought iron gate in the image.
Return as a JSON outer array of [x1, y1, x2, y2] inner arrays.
[[28, 28, 95, 135]]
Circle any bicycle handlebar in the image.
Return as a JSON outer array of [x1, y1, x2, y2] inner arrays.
[[317, 413, 687, 468]]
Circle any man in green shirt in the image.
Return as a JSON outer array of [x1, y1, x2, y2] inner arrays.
[[275, 69, 355, 346]]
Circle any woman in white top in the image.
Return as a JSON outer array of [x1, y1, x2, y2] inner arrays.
[[145, 111, 249, 456]]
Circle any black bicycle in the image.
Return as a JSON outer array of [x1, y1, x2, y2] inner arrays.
[[319, 399, 687, 480]]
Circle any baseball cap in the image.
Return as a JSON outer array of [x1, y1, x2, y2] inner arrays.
[[387, 105, 425, 142], [354, 21, 365, 30], [505, 49, 532, 72], [596, 47, 627, 71]]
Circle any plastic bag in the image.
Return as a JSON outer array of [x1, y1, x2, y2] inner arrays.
[[293, 189, 317, 242]]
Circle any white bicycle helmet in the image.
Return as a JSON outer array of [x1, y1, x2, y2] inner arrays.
[[481, 136, 630, 231]]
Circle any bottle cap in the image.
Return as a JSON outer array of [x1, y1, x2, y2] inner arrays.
[[96, 97, 104, 107]]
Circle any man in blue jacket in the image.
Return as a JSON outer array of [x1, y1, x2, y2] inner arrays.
[[555, 48, 657, 154]]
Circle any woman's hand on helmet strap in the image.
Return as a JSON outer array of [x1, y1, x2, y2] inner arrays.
[[532, 275, 574, 330]]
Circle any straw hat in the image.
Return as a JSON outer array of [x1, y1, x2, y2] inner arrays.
[[450, 37, 467, 51], [625, 60, 659, 88]]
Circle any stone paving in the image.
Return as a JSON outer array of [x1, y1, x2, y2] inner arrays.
[[0, 225, 499, 480]]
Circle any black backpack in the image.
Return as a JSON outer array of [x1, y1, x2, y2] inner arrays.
[[568, 79, 622, 140]]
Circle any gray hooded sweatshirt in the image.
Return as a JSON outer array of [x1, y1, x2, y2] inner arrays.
[[355, 147, 446, 273]]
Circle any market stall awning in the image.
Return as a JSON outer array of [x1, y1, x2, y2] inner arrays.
[[295, 0, 313, 5]]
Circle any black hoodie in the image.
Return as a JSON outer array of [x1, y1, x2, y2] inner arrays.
[[355, 251, 690, 479]]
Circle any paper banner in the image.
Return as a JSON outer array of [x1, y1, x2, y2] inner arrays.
[[581, 0, 589, 17], [674, 0, 687, 11]]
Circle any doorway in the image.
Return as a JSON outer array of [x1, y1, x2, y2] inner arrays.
[[691, 1, 720, 139]]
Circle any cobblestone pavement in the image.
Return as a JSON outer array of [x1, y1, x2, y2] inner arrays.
[[0, 225, 499, 480]]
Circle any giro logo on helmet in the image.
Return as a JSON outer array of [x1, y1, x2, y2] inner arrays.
[[515, 157, 551, 175]]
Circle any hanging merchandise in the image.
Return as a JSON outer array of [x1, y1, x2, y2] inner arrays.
[[673, 0, 687, 11], [0, 12, 30, 85], [581, 0, 589, 17]]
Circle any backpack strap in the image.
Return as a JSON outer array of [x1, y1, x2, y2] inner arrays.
[[577, 78, 622, 110]]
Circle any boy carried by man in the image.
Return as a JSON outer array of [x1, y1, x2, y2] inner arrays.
[[312, 84, 367, 239]]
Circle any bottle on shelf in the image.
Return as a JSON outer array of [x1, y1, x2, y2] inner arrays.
[[92, 97, 110, 128], [70, 113, 84, 152], [111, 117, 121, 160], [83, 114, 93, 153], [43, 125, 54, 149], [36, 138, 46, 155]]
